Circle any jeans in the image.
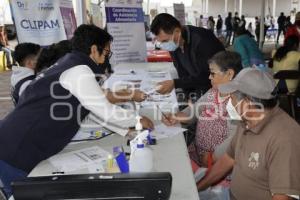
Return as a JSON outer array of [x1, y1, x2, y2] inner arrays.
[[225, 30, 232, 46], [0, 160, 27, 198]]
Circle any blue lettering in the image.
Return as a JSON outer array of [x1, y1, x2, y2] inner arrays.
[[44, 21, 51, 29], [20, 19, 29, 29], [51, 20, 59, 28], [20, 19, 60, 30], [38, 21, 44, 29]]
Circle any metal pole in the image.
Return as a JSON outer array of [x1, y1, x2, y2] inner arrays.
[[147, 0, 150, 15], [259, 0, 266, 50], [273, 0, 276, 17], [225, 0, 228, 14], [239, 0, 243, 16]]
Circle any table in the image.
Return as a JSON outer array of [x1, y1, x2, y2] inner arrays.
[[147, 50, 172, 62], [29, 62, 199, 200]]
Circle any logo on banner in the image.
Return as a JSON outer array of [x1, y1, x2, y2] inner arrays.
[[17, 1, 29, 10], [38, 2, 54, 11]]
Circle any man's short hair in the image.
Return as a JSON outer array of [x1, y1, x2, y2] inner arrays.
[[72, 24, 113, 55], [150, 13, 181, 35], [13, 43, 41, 66]]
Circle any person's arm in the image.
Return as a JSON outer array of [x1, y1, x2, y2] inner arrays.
[[197, 153, 234, 190], [272, 195, 294, 200], [59, 65, 150, 136], [174, 75, 211, 90], [104, 89, 146, 104]]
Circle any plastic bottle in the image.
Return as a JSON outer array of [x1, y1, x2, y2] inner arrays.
[[129, 138, 153, 172], [135, 115, 143, 132]]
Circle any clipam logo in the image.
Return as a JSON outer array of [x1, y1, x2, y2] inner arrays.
[[16, 1, 29, 10], [38, 2, 54, 11]]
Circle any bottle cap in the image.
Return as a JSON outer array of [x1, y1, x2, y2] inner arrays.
[[137, 138, 144, 148]]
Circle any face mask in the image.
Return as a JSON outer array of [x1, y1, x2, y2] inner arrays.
[[226, 98, 242, 120], [159, 32, 180, 51], [160, 40, 179, 51]]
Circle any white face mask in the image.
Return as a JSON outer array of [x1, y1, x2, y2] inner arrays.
[[226, 98, 242, 120]]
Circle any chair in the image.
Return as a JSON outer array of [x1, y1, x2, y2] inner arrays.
[[274, 70, 300, 119]]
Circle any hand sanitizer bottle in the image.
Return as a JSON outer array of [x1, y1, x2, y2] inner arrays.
[[135, 115, 143, 133], [129, 138, 153, 172]]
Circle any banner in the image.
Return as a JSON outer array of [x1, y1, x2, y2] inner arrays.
[[105, 0, 147, 64], [0, 0, 13, 26], [173, 3, 185, 25], [10, 0, 76, 45]]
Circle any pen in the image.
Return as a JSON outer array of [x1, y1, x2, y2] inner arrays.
[[52, 171, 65, 174], [156, 105, 171, 123]]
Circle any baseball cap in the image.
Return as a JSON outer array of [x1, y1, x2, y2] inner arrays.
[[218, 68, 276, 99]]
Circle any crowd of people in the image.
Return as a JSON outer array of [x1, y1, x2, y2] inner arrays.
[[0, 11, 299, 200], [198, 11, 296, 47]]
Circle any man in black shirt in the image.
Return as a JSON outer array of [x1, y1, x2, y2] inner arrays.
[[150, 13, 224, 99], [225, 12, 233, 46], [277, 12, 286, 43]]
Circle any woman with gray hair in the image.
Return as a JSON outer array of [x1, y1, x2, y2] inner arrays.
[[162, 51, 243, 167]]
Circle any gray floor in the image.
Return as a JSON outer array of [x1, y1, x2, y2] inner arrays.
[[0, 71, 13, 120]]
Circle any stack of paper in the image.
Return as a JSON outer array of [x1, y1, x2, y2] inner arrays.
[[151, 124, 187, 140], [49, 146, 110, 173]]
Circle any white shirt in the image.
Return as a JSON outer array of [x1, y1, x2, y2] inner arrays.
[[59, 65, 136, 136]]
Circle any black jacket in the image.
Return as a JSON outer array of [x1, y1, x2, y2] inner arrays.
[[0, 51, 99, 173], [170, 25, 225, 96]]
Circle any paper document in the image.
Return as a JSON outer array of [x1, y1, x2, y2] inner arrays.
[[49, 146, 110, 173], [152, 124, 187, 139]]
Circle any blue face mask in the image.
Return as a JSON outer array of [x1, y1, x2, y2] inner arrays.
[[159, 32, 180, 51], [160, 40, 179, 51]]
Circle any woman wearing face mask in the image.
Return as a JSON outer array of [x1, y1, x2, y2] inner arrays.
[[0, 24, 153, 199], [161, 51, 242, 167]]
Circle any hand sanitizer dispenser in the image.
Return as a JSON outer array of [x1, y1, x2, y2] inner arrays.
[[135, 115, 143, 132], [129, 138, 153, 172]]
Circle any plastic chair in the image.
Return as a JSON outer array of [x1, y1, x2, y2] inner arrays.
[[274, 70, 300, 119]]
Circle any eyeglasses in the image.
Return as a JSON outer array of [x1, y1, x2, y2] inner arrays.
[[103, 48, 113, 59]]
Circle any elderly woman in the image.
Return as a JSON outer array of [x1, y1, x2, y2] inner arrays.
[[162, 51, 242, 167]]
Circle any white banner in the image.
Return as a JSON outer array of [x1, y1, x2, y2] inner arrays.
[[10, 0, 76, 45], [105, 0, 147, 64], [173, 3, 185, 25]]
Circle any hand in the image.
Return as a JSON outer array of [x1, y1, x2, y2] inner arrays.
[[131, 90, 147, 102], [161, 112, 189, 126], [161, 113, 178, 126], [140, 116, 154, 130], [156, 80, 175, 94]]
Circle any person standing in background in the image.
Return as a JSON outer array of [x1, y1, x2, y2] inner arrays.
[[207, 16, 215, 33], [239, 15, 246, 30], [225, 12, 233, 46], [216, 15, 223, 37], [0, 26, 13, 68], [277, 12, 286, 44], [199, 15, 204, 28]]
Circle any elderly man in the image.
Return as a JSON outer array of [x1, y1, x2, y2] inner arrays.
[[197, 68, 300, 200]]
